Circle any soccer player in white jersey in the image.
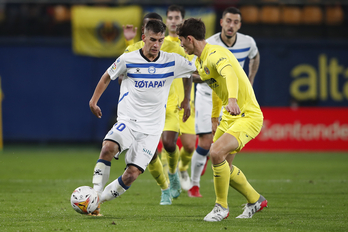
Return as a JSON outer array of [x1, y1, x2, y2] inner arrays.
[[88, 20, 196, 216], [189, 7, 260, 198]]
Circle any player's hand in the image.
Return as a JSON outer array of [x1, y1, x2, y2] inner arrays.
[[179, 98, 191, 122], [211, 117, 219, 135], [122, 25, 137, 41], [225, 98, 240, 116], [89, 102, 102, 118]]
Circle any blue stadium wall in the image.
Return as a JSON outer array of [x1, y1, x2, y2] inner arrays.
[[1, 38, 348, 143]]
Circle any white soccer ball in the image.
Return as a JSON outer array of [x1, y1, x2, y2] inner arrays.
[[70, 186, 99, 214]]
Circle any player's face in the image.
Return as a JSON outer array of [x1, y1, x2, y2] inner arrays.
[[220, 13, 241, 39], [142, 30, 165, 58], [179, 36, 194, 55], [166, 11, 183, 34]]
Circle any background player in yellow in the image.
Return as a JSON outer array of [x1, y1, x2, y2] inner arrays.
[[177, 18, 267, 222], [124, 13, 192, 204], [163, 5, 197, 192]]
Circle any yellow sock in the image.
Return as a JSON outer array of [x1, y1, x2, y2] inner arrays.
[[160, 150, 169, 182], [178, 147, 194, 172], [166, 145, 180, 174], [230, 165, 260, 203], [148, 156, 168, 190], [213, 160, 230, 209]]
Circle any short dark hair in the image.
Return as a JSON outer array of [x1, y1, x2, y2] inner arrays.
[[222, 7, 242, 18], [143, 12, 163, 21], [145, 20, 167, 34], [166, 5, 185, 19], [176, 18, 205, 41]]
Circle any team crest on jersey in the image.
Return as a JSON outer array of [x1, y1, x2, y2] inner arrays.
[[204, 66, 210, 74], [148, 66, 156, 74]]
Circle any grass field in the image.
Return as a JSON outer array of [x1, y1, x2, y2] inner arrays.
[[0, 144, 347, 232]]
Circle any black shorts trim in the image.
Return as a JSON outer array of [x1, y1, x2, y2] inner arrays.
[[127, 163, 144, 173], [197, 132, 212, 136]]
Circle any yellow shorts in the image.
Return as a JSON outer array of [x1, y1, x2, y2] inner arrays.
[[213, 115, 263, 154], [163, 95, 180, 133], [178, 101, 196, 135]]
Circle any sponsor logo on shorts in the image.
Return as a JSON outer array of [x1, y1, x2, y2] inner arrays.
[[143, 148, 153, 157]]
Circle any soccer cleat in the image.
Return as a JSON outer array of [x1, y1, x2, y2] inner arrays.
[[179, 170, 191, 191], [88, 203, 102, 216], [204, 203, 229, 222], [168, 172, 182, 199], [201, 156, 210, 176], [188, 186, 202, 198], [160, 189, 172, 205], [236, 195, 268, 219]]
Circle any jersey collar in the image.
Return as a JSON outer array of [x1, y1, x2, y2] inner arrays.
[[139, 48, 161, 62], [219, 32, 237, 48]]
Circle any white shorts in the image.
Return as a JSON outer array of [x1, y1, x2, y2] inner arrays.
[[195, 90, 213, 134], [104, 121, 161, 172]]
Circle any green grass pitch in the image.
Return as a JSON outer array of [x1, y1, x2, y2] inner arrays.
[[0, 144, 347, 231]]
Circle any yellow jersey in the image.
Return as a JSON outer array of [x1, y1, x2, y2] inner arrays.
[[195, 43, 262, 120]]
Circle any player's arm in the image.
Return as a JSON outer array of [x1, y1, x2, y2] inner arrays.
[[89, 71, 111, 118], [191, 71, 204, 83], [180, 75, 193, 122], [211, 91, 222, 135], [248, 52, 260, 86], [123, 24, 137, 47], [221, 65, 241, 116]]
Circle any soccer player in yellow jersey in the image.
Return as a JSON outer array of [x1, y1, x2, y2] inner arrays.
[[177, 18, 268, 221], [124, 13, 192, 204], [163, 5, 197, 192]]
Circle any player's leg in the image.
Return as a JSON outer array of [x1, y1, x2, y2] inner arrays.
[[148, 150, 171, 205], [225, 117, 268, 218], [178, 133, 196, 191], [93, 121, 134, 198], [177, 102, 196, 191], [204, 131, 238, 222], [189, 89, 212, 197], [101, 165, 141, 202], [189, 133, 212, 197], [92, 140, 118, 197], [162, 130, 181, 198], [101, 132, 160, 203]]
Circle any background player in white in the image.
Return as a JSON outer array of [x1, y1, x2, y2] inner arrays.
[[189, 7, 260, 197], [88, 20, 195, 215]]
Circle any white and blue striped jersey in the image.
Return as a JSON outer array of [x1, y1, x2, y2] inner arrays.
[[107, 49, 196, 135], [197, 32, 258, 95]]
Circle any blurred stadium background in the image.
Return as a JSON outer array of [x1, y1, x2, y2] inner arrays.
[[0, 0, 347, 152]]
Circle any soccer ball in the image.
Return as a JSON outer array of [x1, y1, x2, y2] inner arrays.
[[70, 186, 99, 214]]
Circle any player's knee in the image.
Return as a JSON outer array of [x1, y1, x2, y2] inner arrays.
[[183, 144, 195, 154], [209, 144, 225, 162], [100, 141, 119, 160], [162, 140, 176, 152]]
